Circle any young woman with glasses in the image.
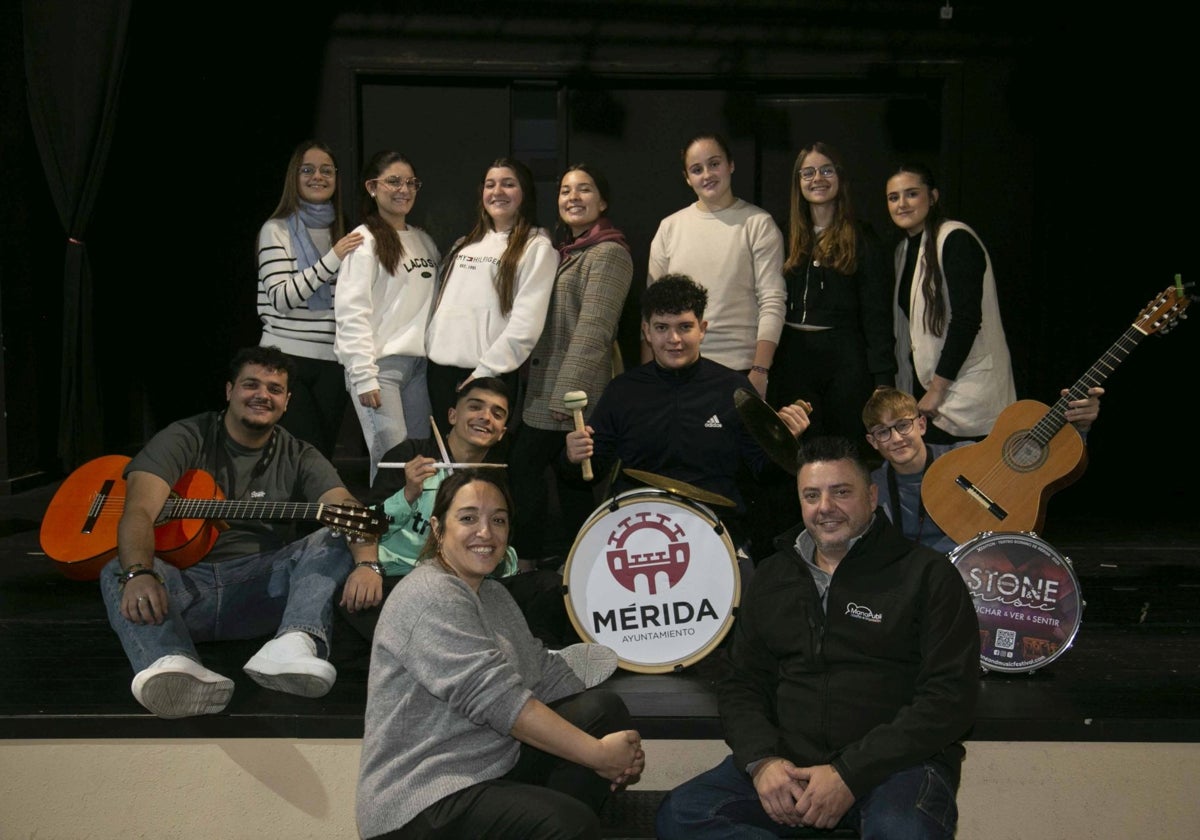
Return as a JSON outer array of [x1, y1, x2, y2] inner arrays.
[[885, 162, 1015, 444], [425, 158, 558, 434], [255, 140, 362, 459], [335, 150, 439, 486], [771, 142, 896, 444]]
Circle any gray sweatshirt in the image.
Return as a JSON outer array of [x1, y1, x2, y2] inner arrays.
[[356, 561, 584, 838]]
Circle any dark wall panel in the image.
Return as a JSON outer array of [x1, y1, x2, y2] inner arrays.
[[565, 87, 747, 367], [755, 94, 939, 252]]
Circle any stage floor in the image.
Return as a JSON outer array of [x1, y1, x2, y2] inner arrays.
[[2, 468, 1198, 744]]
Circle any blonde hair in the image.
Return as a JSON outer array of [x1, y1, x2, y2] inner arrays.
[[861, 387, 919, 432]]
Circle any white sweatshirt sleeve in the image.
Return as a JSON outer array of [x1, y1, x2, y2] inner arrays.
[[747, 213, 787, 345], [334, 227, 381, 394], [647, 217, 670, 283]]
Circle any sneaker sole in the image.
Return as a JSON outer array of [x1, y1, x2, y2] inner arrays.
[[243, 659, 336, 698], [559, 644, 619, 688], [134, 672, 233, 719]]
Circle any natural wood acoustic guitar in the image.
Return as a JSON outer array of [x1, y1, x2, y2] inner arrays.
[[922, 278, 1192, 545], [39, 454, 391, 581]]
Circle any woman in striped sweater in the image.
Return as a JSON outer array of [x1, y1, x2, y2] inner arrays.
[[256, 140, 362, 458]]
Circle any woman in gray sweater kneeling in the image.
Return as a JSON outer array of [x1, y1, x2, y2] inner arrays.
[[356, 469, 645, 839]]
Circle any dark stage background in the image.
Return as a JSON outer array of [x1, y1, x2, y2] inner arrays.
[[4, 1, 1194, 536]]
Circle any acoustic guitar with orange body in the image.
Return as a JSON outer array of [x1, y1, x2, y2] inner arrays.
[[39, 455, 390, 581]]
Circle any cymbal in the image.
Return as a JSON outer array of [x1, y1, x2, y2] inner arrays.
[[622, 468, 737, 508], [733, 387, 808, 476]]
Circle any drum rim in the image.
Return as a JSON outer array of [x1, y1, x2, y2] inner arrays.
[[563, 490, 740, 675], [590, 486, 722, 522], [951, 530, 1084, 674]]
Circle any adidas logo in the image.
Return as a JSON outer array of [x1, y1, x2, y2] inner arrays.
[[704, 415, 723, 429]]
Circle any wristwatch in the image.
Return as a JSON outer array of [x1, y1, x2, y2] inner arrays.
[[355, 561, 385, 577]]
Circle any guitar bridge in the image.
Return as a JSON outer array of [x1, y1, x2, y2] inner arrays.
[[82, 479, 118, 535], [954, 475, 1008, 522]]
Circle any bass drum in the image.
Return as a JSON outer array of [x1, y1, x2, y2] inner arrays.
[[949, 531, 1084, 674], [563, 488, 740, 674]]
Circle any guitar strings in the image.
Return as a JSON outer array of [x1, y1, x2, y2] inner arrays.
[[968, 321, 1145, 500]]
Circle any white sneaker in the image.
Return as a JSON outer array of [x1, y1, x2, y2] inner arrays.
[[554, 643, 619, 688], [243, 631, 336, 698], [131, 655, 234, 719]]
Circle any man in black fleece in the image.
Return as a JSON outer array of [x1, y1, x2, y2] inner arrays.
[[657, 435, 979, 839]]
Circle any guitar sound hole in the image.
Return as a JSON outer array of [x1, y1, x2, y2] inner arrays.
[[1002, 431, 1047, 472]]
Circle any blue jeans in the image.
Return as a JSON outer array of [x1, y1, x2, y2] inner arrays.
[[349, 354, 431, 486], [656, 754, 959, 840], [100, 528, 354, 673]]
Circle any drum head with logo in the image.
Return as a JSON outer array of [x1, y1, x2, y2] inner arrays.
[[949, 531, 1083, 673], [563, 489, 740, 674]]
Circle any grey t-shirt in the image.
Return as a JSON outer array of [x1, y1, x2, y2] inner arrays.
[[125, 411, 344, 563]]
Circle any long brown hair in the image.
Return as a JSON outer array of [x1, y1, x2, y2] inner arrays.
[[270, 139, 346, 239], [443, 158, 538, 316], [893, 162, 948, 337], [358, 150, 417, 275], [554, 162, 612, 246], [784, 142, 858, 275]]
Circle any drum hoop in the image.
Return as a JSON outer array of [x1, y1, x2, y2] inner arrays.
[[951, 530, 1083, 674], [563, 490, 740, 674], [594, 486, 722, 523]]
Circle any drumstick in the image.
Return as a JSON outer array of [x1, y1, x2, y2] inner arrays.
[[378, 462, 508, 470], [430, 416, 453, 474], [563, 390, 593, 481]]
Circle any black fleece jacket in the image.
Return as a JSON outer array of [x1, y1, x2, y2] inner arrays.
[[718, 511, 979, 797]]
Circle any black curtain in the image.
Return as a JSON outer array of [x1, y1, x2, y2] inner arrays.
[[22, 0, 131, 470]]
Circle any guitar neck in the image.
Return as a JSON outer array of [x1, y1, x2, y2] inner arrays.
[[1031, 323, 1146, 444], [160, 498, 326, 523]]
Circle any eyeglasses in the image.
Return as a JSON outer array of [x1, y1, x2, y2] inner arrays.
[[798, 165, 837, 181], [374, 176, 422, 192], [299, 165, 336, 178], [868, 416, 918, 442]]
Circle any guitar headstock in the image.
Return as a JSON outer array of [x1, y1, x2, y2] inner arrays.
[[321, 504, 393, 542], [1135, 275, 1192, 336]]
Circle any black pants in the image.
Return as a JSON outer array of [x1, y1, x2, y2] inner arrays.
[[369, 690, 632, 840], [769, 325, 876, 444], [276, 353, 348, 460], [508, 424, 599, 561]]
